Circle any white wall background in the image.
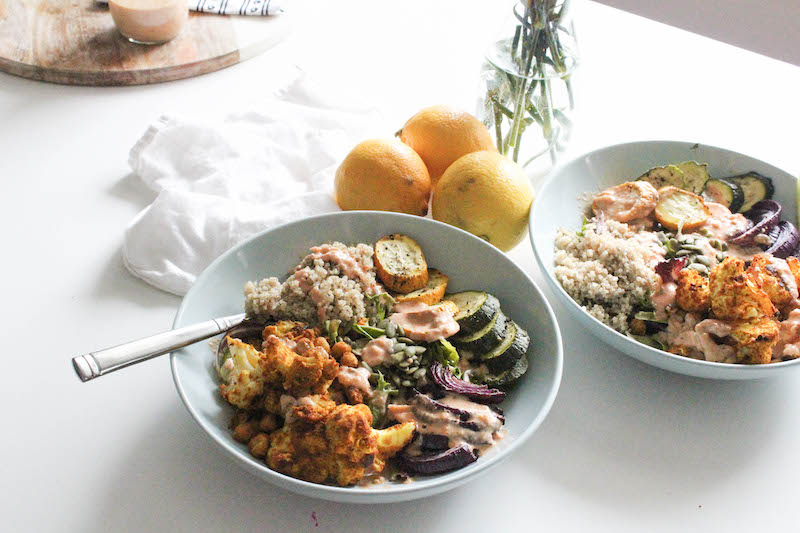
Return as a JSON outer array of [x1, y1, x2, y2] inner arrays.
[[595, 0, 800, 66]]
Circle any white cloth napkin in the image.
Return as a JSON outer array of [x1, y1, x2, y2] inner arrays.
[[97, 0, 284, 16], [122, 72, 381, 295]]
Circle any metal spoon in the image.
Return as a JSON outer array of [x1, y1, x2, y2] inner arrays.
[[72, 313, 246, 382]]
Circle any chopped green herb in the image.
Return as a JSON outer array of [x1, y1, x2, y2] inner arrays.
[[576, 216, 590, 237]]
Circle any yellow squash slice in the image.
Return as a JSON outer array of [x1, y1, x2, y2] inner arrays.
[[654, 186, 711, 231]]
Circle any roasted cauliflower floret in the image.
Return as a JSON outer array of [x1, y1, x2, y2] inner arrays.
[[675, 268, 710, 313], [218, 337, 266, 409], [729, 318, 780, 364], [267, 402, 415, 486], [747, 254, 798, 309], [261, 328, 339, 397], [786, 257, 800, 288], [709, 257, 776, 321]]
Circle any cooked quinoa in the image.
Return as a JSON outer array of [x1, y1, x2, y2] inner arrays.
[[554, 219, 660, 332], [244, 241, 378, 325]]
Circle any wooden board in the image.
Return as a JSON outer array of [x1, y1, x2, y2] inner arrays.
[[0, 0, 290, 86]]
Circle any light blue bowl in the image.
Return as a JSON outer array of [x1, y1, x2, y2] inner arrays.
[[171, 211, 563, 503], [531, 140, 800, 380]]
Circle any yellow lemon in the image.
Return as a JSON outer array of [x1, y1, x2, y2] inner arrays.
[[432, 151, 533, 251], [334, 138, 431, 216], [398, 105, 497, 185]]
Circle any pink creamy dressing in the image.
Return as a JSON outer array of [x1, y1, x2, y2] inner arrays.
[[389, 301, 460, 342], [360, 336, 395, 367], [702, 203, 750, 240], [387, 394, 503, 451], [630, 229, 665, 267], [591, 181, 658, 222], [775, 309, 800, 360], [652, 281, 677, 320], [294, 244, 379, 294], [668, 317, 735, 363], [336, 367, 373, 395], [702, 202, 761, 260]]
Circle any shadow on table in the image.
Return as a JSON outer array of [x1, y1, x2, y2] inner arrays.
[[90, 244, 178, 308], [107, 172, 156, 211], [81, 399, 457, 533], [516, 294, 792, 508]]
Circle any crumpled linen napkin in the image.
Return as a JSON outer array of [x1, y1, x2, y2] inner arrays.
[[122, 73, 381, 295]]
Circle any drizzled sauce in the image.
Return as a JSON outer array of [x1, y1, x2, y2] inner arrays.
[[360, 336, 394, 367], [337, 367, 373, 395], [294, 244, 378, 294], [388, 394, 504, 452], [389, 301, 460, 342]]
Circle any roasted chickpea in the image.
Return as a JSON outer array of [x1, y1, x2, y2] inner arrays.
[[247, 433, 270, 458], [340, 352, 358, 368], [229, 409, 250, 430], [259, 413, 280, 433], [262, 389, 282, 415], [331, 341, 351, 360], [232, 420, 258, 443]]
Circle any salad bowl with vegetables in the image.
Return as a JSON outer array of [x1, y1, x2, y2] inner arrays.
[[531, 140, 800, 380], [172, 211, 563, 503]]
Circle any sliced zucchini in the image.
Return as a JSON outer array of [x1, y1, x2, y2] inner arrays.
[[703, 178, 744, 212], [452, 311, 507, 354], [676, 161, 710, 194], [445, 291, 500, 336], [728, 172, 775, 212], [637, 165, 685, 190], [481, 353, 529, 388], [483, 321, 530, 373]]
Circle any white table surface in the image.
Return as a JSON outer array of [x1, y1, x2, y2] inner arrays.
[[3, 1, 800, 531]]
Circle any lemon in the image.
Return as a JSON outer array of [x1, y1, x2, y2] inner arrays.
[[432, 151, 533, 251], [399, 105, 497, 185], [334, 138, 432, 216]]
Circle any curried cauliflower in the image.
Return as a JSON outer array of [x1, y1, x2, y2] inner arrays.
[[261, 327, 339, 397], [709, 257, 776, 321], [675, 268, 710, 313], [267, 399, 415, 486], [729, 318, 780, 365], [218, 338, 266, 409], [746, 254, 798, 309]]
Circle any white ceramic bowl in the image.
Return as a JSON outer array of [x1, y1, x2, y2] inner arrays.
[[171, 211, 563, 503], [531, 140, 800, 380]]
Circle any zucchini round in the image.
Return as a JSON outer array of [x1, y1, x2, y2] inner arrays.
[[483, 321, 530, 373], [481, 354, 529, 388], [676, 161, 710, 194], [445, 291, 500, 336], [452, 311, 507, 354], [636, 165, 685, 190], [729, 172, 775, 212], [703, 178, 744, 212]]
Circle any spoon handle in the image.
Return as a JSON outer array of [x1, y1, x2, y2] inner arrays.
[[72, 313, 246, 382]]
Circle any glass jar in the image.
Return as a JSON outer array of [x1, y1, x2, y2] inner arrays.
[[477, 0, 579, 168]]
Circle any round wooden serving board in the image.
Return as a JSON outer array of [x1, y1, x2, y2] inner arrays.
[[0, 0, 290, 86]]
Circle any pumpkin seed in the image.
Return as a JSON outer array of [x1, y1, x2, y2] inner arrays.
[[386, 322, 397, 338], [401, 380, 413, 387], [413, 368, 427, 379], [695, 256, 711, 266], [676, 249, 692, 257], [688, 263, 708, 274], [717, 253, 726, 262]]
